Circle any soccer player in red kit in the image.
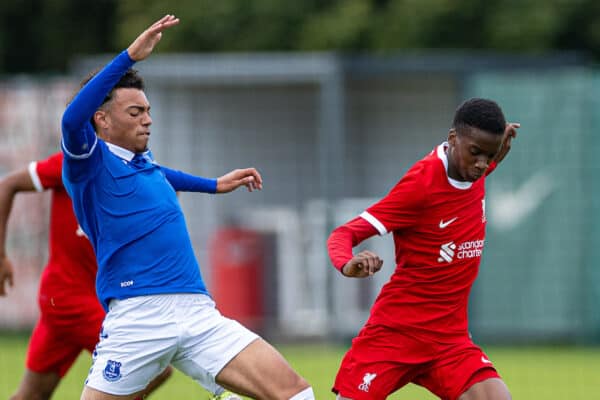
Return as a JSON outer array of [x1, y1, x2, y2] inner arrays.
[[327, 98, 519, 400], [0, 152, 171, 400]]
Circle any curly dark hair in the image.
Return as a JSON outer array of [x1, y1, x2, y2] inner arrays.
[[78, 68, 145, 106], [73, 68, 145, 129], [100, 68, 145, 105], [452, 98, 506, 136]]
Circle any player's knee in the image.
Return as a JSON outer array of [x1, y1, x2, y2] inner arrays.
[[288, 386, 315, 400]]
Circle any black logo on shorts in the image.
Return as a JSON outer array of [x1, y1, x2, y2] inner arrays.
[[103, 360, 122, 382]]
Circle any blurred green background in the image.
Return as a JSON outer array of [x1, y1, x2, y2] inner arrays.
[[2, 1, 600, 398]]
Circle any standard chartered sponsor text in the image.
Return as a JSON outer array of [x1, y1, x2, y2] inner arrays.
[[457, 239, 484, 259]]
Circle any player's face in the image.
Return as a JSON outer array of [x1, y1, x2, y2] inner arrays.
[[447, 126, 503, 182], [96, 88, 152, 153]]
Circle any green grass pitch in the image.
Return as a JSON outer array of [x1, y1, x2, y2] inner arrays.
[[1, 334, 599, 399]]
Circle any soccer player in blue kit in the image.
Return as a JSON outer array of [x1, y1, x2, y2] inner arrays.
[[61, 14, 314, 400]]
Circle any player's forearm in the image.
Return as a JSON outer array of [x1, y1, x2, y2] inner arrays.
[[161, 166, 217, 193], [327, 227, 355, 272], [327, 217, 378, 272], [0, 170, 37, 257], [0, 169, 38, 259], [0, 181, 18, 259], [62, 50, 136, 153]]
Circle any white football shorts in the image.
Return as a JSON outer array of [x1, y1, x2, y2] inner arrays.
[[85, 293, 259, 395]]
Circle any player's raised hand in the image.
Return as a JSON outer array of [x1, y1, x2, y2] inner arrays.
[[342, 250, 383, 278], [494, 122, 520, 164], [216, 168, 263, 193], [0, 255, 14, 296], [127, 14, 180, 62]]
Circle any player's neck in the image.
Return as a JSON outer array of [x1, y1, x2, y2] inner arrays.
[[444, 147, 463, 181]]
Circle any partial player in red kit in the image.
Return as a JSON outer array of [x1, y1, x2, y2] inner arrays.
[[0, 152, 172, 400], [327, 98, 519, 400]]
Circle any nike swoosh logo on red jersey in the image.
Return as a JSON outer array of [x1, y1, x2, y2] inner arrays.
[[481, 356, 493, 364], [439, 217, 458, 229]]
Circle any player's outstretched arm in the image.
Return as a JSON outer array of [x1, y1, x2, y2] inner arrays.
[[127, 14, 180, 62], [217, 168, 263, 193], [494, 122, 519, 165], [161, 166, 261, 194], [63, 15, 179, 157], [342, 250, 383, 278], [0, 168, 36, 295]]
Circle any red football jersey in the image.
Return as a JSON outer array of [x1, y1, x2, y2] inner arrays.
[[29, 152, 101, 323], [361, 143, 489, 343]]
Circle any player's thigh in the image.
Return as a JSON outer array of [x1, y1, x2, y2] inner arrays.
[[26, 318, 83, 377], [215, 338, 309, 400], [80, 366, 172, 400], [169, 295, 260, 394], [458, 377, 511, 400], [10, 369, 61, 400], [77, 307, 106, 353], [333, 350, 417, 400], [140, 365, 173, 396], [333, 325, 430, 399], [81, 385, 144, 400], [85, 296, 177, 396], [415, 341, 505, 400]]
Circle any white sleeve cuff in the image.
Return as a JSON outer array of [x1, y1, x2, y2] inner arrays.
[[360, 211, 388, 235], [28, 162, 44, 192]]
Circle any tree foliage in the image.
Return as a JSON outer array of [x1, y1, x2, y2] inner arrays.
[[114, 0, 600, 56], [1, 0, 600, 73], [0, 0, 117, 74]]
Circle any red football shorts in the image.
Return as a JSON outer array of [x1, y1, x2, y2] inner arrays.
[[333, 324, 500, 400], [26, 298, 105, 377]]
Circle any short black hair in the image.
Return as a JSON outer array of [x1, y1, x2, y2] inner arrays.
[[75, 68, 145, 129], [452, 98, 506, 135], [101, 68, 145, 106]]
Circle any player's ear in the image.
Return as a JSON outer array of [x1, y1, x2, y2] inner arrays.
[[448, 128, 457, 146], [94, 110, 108, 130]]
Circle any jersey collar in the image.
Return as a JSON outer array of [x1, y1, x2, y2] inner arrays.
[[106, 142, 152, 162], [436, 142, 473, 190]]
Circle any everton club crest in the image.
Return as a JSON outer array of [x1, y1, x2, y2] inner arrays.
[[103, 360, 122, 382]]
